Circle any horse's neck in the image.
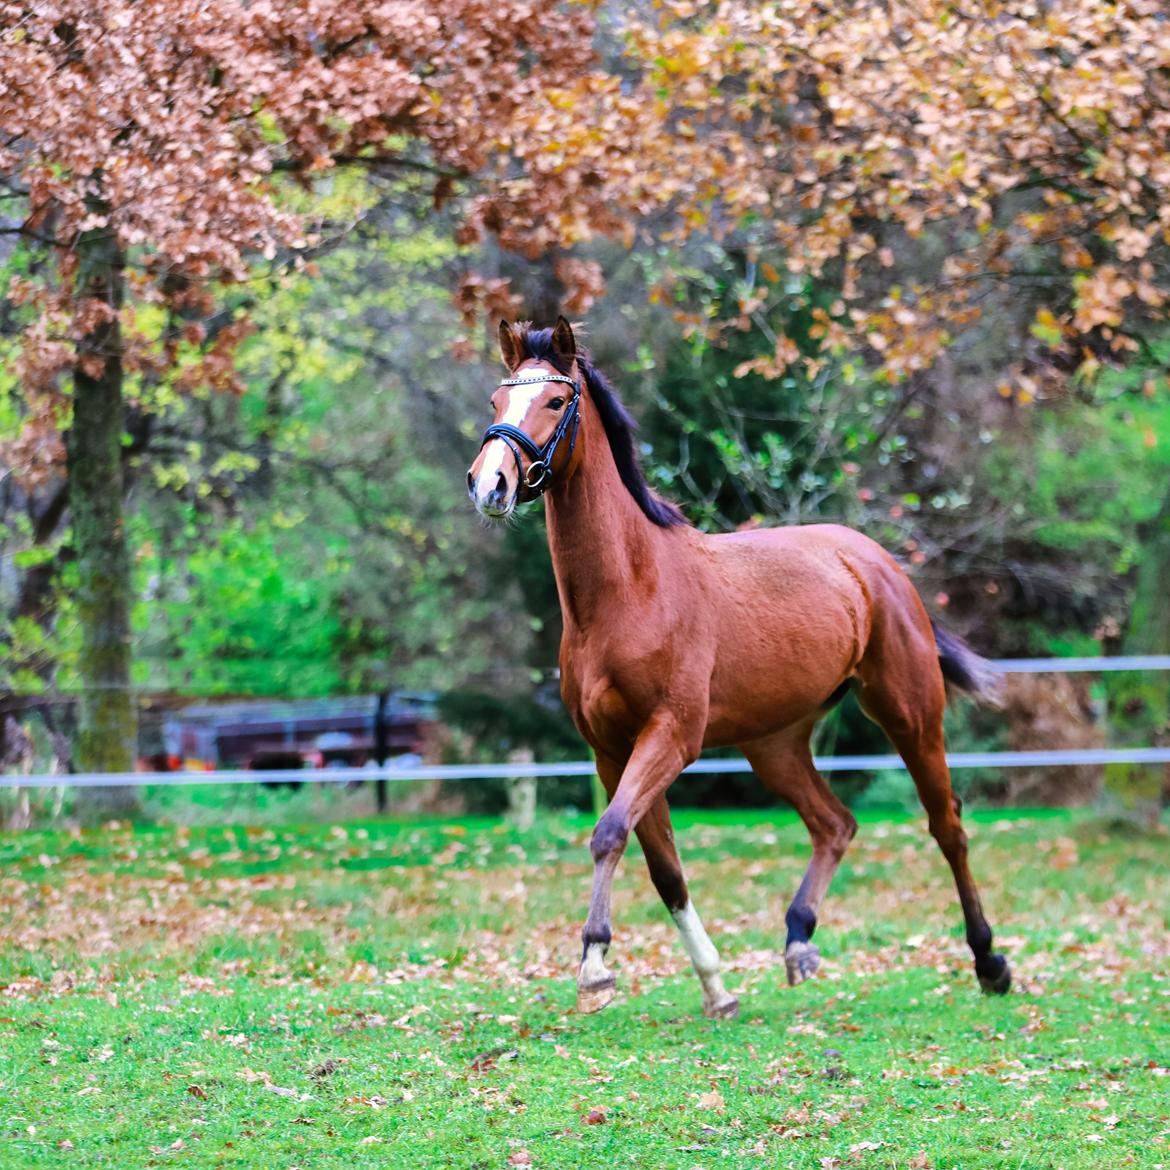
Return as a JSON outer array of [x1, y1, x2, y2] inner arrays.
[[544, 421, 666, 629]]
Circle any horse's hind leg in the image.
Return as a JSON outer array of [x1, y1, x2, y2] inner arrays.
[[856, 676, 1011, 994], [636, 795, 738, 1018], [741, 730, 858, 986]]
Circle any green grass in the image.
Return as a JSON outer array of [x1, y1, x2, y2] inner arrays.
[[1, 809, 1168, 1169]]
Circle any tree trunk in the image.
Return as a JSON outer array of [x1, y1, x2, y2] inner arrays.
[[1105, 489, 1170, 822], [66, 218, 139, 818]]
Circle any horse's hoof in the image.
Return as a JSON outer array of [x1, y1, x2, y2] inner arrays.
[[977, 953, 1012, 996], [785, 941, 821, 986], [702, 995, 740, 1020], [576, 977, 617, 1014]]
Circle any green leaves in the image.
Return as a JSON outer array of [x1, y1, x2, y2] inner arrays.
[[139, 516, 346, 697], [0, 615, 57, 696]]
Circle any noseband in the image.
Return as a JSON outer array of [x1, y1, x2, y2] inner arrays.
[[479, 373, 581, 497]]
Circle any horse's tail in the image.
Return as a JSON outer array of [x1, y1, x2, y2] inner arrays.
[[932, 623, 1004, 708]]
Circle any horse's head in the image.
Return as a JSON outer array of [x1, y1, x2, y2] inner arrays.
[[467, 316, 583, 520]]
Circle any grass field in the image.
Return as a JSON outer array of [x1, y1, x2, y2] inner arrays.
[[1, 807, 1168, 1169]]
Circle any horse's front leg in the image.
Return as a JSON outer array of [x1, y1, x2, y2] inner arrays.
[[578, 714, 697, 1013], [637, 795, 739, 1018]]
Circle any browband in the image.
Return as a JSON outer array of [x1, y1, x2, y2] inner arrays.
[[498, 374, 579, 389]]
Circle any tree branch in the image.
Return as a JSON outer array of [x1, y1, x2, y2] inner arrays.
[[272, 153, 465, 180]]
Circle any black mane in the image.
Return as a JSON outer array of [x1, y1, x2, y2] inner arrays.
[[515, 326, 688, 528]]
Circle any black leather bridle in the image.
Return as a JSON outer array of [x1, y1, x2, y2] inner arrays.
[[478, 372, 581, 498]]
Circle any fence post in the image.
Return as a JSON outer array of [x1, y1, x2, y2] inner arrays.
[[506, 747, 537, 831], [373, 691, 389, 814]]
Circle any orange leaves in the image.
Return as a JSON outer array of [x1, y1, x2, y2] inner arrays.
[[697, 1089, 726, 1112], [1072, 267, 1133, 333], [733, 333, 801, 380], [5, 0, 1170, 411], [70, 298, 118, 341], [453, 274, 523, 330], [2, 0, 615, 453], [554, 258, 605, 317], [559, 0, 1170, 386]]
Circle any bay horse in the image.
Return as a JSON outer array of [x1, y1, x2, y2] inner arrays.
[[467, 317, 1011, 1017]]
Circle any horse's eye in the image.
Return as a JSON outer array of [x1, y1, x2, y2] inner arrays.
[[548, 397, 565, 411]]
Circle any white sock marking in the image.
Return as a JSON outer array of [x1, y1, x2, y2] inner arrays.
[[579, 941, 611, 986], [672, 900, 732, 1006]]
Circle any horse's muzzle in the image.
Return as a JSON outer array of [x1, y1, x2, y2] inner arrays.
[[468, 466, 514, 519]]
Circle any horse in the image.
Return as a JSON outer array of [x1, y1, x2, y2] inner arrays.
[[466, 316, 1011, 1017]]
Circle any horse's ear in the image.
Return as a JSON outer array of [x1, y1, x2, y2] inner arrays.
[[552, 315, 577, 363], [498, 320, 523, 371]]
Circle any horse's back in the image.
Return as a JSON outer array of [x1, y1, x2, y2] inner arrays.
[[705, 521, 922, 613], [706, 520, 896, 566]]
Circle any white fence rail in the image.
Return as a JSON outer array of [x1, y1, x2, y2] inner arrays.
[[989, 655, 1170, 673], [2, 656, 1167, 790], [4, 747, 1170, 790]]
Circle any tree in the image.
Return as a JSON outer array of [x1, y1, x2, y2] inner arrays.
[[0, 0, 612, 788], [526, 2, 1170, 387], [133, 207, 542, 699]]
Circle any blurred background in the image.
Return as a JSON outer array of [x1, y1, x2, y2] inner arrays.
[[0, 1, 1167, 827]]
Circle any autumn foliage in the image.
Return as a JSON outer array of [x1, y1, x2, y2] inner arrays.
[[6, 1, 1168, 448], [515, 1, 1170, 390], [0, 0, 609, 477]]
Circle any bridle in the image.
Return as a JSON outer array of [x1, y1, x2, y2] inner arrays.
[[478, 371, 582, 498]]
